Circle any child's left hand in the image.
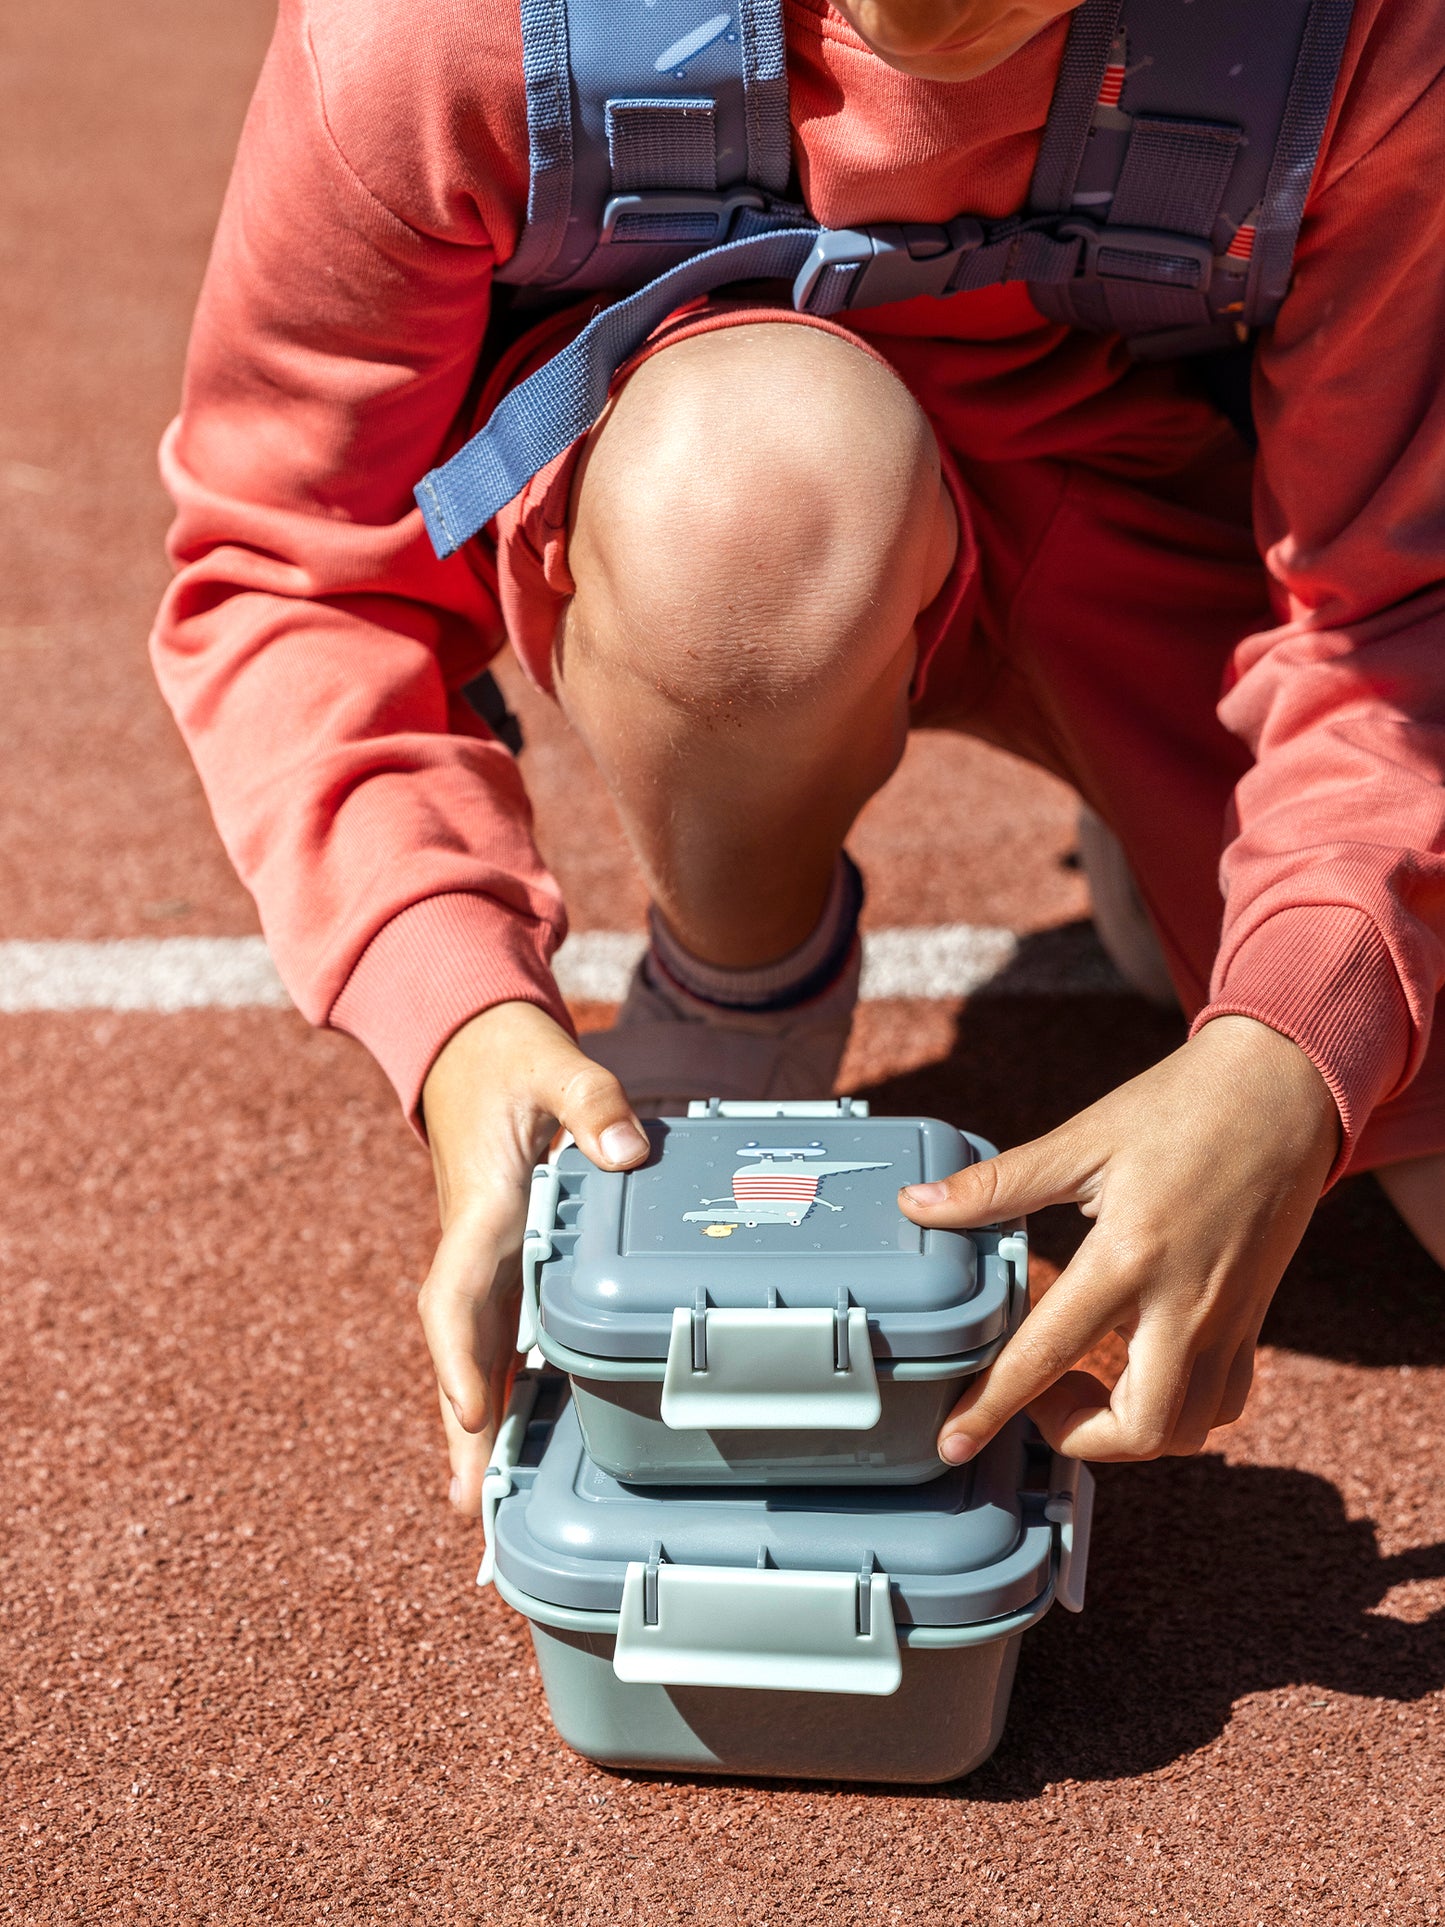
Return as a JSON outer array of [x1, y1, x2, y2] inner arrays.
[[900, 1015, 1340, 1463]]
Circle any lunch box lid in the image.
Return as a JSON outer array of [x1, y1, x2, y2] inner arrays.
[[524, 1101, 1023, 1364], [490, 1380, 1060, 1630]]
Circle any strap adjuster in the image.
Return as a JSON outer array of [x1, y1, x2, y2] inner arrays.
[[600, 188, 765, 247], [792, 218, 985, 316], [1058, 219, 1214, 294]]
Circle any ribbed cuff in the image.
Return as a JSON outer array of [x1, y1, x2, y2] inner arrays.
[[329, 891, 573, 1133], [1191, 905, 1413, 1185]]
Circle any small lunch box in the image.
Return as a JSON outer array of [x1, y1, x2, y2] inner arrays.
[[481, 1375, 1092, 1784], [519, 1099, 1027, 1485]]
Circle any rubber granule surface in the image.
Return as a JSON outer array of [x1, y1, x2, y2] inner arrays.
[[4, 0, 1445, 1920], [3, 1011, 1445, 1923]]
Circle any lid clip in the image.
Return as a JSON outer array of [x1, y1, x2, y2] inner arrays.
[[643, 1540, 665, 1627], [833, 1287, 852, 1373], [1044, 1454, 1097, 1614], [614, 1559, 902, 1695], [660, 1303, 881, 1431], [476, 1373, 541, 1589], [518, 1162, 563, 1354], [690, 1286, 708, 1373], [686, 1096, 871, 1119]]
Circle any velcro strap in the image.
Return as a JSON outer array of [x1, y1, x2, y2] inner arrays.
[[606, 99, 718, 192], [1109, 116, 1243, 237]]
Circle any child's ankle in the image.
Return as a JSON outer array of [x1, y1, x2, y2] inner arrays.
[[647, 853, 864, 1013]]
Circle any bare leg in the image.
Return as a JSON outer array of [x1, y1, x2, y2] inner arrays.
[[1377, 1155, 1445, 1267], [555, 322, 957, 968]]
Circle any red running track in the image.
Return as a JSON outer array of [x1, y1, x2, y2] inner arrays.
[[2, 2, 1444, 1920]]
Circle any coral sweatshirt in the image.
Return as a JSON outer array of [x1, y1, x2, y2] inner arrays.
[[153, 0, 1445, 1161]]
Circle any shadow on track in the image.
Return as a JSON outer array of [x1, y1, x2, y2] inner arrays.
[[964, 1451, 1445, 1797]]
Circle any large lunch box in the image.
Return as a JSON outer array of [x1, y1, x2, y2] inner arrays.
[[481, 1375, 1092, 1784], [520, 1099, 1027, 1484]]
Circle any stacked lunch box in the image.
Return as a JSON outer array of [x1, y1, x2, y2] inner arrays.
[[479, 1099, 1094, 1783]]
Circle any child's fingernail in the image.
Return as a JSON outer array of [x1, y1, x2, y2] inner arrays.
[[904, 1182, 948, 1206], [600, 1122, 649, 1165], [939, 1433, 977, 1465], [448, 1476, 462, 1507]]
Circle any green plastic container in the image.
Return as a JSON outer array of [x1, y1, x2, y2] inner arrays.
[[521, 1099, 1027, 1484], [481, 1375, 1093, 1784]]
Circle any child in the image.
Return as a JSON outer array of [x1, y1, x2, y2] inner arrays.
[[152, 0, 1445, 1514]]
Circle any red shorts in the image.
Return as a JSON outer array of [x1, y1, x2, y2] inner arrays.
[[483, 302, 1444, 1176]]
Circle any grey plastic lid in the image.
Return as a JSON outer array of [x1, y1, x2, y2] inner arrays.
[[492, 1384, 1056, 1629], [532, 1111, 1011, 1362]]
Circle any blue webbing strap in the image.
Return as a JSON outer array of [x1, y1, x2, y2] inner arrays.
[[415, 207, 1107, 555], [503, 0, 576, 288], [1245, 0, 1355, 324], [737, 0, 792, 193], [1029, 0, 1123, 214], [416, 225, 820, 558]]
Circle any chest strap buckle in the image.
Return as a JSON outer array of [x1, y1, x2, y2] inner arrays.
[[792, 218, 985, 316]]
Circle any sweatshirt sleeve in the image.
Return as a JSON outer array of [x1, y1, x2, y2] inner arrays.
[[150, 0, 570, 1123], [1191, 11, 1445, 1176]]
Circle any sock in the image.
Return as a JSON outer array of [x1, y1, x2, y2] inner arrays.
[[646, 853, 864, 1013]]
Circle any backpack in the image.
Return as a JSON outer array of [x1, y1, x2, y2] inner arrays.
[[416, 0, 1355, 560]]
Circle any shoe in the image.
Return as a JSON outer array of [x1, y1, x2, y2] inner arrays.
[[583, 943, 862, 1116], [1076, 807, 1179, 1009]]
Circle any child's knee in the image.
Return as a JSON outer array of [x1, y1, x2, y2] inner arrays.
[[565, 321, 949, 710]]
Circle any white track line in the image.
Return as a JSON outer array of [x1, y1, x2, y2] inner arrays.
[[0, 926, 1128, 1013]]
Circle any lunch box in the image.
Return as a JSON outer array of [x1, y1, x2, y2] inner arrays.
[[481, 1374, 1092, 1784], [520, 1099, 1027, 1484]]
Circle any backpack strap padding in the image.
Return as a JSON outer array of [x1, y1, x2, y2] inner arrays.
[[1245, 0, 1356, 326], [1028, 0, 1353, 353], [499, 0, 791, 293]]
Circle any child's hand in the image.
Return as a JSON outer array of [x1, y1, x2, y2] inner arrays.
[[417, 1002, 649, 1513], [900, 1016, 1340, 1463]]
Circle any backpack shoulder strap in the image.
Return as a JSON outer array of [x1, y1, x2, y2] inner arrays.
[[416, 0, 1359, 554], [500, 0, 791, 293], [1027, 0, 1355, 354]]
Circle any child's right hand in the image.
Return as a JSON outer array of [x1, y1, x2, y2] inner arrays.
[[417, 1001, 650, 1514]]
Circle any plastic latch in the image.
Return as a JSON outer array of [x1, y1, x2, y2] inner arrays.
[[1044, 1455, 1096, 1614], [685, 1097, 870, 1118], [659, 1303, 880, 1430], [613, 1558, 901, 1694], [517, 1162, 563, 1354], [1057, 218, 1214, 293], [476, 1373, 540, 1590], [600, 187, 765, 246], [792, 218, 984, 314], [998, 1227, 1029, 1327]]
